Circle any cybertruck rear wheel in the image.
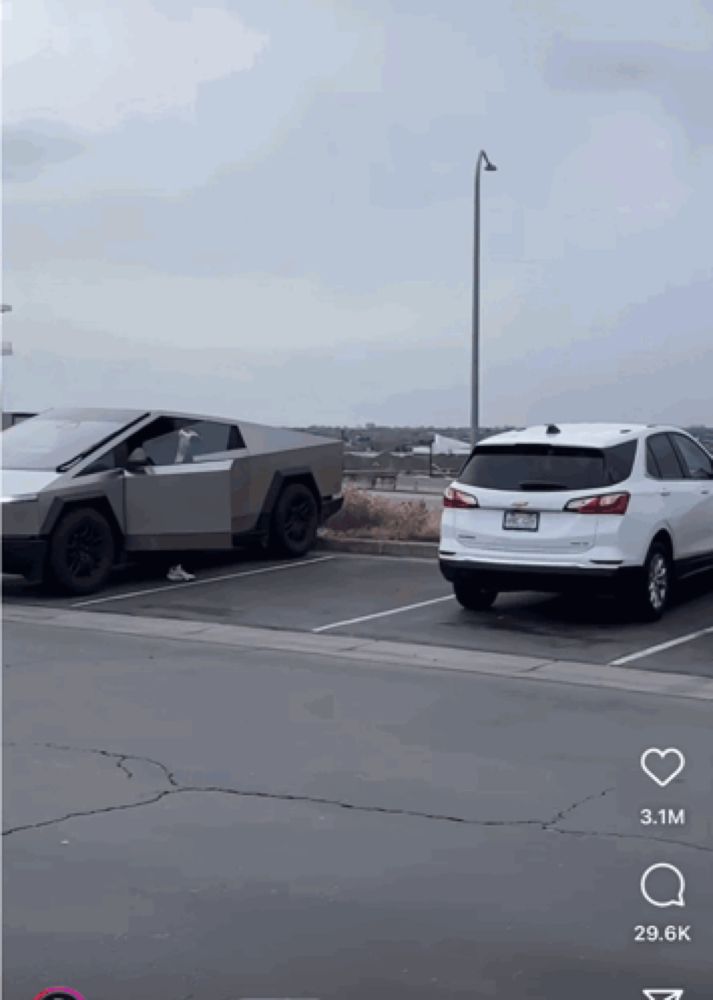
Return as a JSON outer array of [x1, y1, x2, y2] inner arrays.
[[271, 483, 319, 557], [48, 507, 116, 595]]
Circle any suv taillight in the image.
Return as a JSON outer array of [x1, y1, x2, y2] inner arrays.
[[444, 487, 479, 509], [565, 492, 630, 515]]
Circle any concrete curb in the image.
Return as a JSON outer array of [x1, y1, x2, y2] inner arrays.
[[6, 604, 713, 702], [316, 535, 438, 559]]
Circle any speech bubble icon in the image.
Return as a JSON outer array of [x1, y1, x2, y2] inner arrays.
[[641, 864, 686, 908]]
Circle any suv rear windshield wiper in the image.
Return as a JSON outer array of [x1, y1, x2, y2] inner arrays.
[[518, 481, 568, 491]]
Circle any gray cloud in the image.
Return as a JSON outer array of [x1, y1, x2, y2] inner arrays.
[[545, 38, 713, 144], [3, 126, 85, 182]]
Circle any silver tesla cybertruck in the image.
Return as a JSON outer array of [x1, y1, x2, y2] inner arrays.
[[1, 407, 343, 594]]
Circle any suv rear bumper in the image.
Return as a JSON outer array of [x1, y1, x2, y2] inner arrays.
[[2, 536, 47, 582], [439, 556, 634, 592]]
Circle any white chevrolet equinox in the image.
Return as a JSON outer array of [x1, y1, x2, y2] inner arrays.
[[439, 423, 713, 621]]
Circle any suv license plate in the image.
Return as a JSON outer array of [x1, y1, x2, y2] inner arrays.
[[503, 510, 539, 531]]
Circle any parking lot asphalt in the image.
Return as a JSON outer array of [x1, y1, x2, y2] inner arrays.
[[3, 551, 712, 678]]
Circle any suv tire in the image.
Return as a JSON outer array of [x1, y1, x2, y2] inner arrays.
[[630, 541, 672, 622], [453, 580, 498, 611]]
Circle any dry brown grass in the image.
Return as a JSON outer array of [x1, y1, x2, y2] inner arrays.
[[325, 486, 440, 541]]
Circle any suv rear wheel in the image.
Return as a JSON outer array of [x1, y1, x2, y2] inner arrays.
[[630, 541, 672, 622], [48, 507, 116, 595], [453, 580, 498, 611], [270, 483, 319, 557]]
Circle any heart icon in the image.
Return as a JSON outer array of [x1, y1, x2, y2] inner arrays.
[[640, 748, 686, 788]]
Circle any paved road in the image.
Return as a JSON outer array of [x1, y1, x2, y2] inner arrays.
[[3, 616, 713, 999]]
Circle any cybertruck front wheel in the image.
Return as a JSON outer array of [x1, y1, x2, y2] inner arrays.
[[270, 483, 319, 557], [48, 507, 116, 595]]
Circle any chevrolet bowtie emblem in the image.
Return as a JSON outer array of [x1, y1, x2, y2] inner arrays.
[[512, 501, 529, 508], [643, 990, 684, 999]]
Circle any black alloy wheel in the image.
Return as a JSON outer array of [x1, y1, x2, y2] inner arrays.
[[48, 507, 116, 595], [272, 483, 319, 557]]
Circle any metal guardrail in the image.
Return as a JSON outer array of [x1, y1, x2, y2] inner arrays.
[[344, 470, 398, 489], [343, 471, 450, 494]]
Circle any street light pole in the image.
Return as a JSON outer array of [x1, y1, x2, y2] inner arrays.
[[471, 151, 497, 447], [1, 305, 12, 420], [2, 303, 13, 354]]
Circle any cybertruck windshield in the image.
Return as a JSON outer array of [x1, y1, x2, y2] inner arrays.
[[0, 408, 145, 471]]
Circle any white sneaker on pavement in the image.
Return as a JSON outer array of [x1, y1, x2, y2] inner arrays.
[[166, 565, 196, 582]]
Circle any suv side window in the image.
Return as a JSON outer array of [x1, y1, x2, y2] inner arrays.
[[671, 434, 713, 480], [646, 434, 685, 480]]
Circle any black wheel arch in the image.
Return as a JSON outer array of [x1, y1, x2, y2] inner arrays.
[[649, 529, 673, 559], [648, 530, 675, 577], [256, 468, 322, 533]]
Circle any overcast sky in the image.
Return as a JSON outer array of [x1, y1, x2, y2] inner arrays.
[[3, 0, 712, 426]]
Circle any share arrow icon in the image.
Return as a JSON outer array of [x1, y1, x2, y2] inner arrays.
[[643, 990, 684, 1000]]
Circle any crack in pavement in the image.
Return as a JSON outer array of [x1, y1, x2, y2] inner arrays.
[[546, 785, 615, 827], [5, 783, 711, 855], [3, 740, 180, 787], [552, 825, 713, 855], [116, 756, 134, 780], [2, 782, 545, 837], [3, 743, 711, 855], [3, 790, 175, 836]]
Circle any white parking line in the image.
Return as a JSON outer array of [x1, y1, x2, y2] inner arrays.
[[72, 556, 337, 608], [610, 625, 713, 666], [313, 594, 454, 633]]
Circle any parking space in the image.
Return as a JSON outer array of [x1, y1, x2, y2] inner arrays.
[[3, 552, 712, 677], [2, 552, 450, 630]]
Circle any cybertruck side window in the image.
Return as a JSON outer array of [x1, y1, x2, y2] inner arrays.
[[188, 421, 246, 458], [125, 418, 245, 466], [458, 440, 637, 491], [80, 444, 129, 475]]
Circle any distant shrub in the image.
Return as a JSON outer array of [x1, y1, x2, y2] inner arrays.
[[325, 487, 439, 541]]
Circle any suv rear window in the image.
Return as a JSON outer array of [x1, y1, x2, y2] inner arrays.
[[458, 440, 637, 491]]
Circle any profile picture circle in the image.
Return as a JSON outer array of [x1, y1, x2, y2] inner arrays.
[[33, 989, 86, 1000]]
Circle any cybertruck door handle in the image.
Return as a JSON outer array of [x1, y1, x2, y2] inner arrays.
[[660, 490, 672, 497]]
